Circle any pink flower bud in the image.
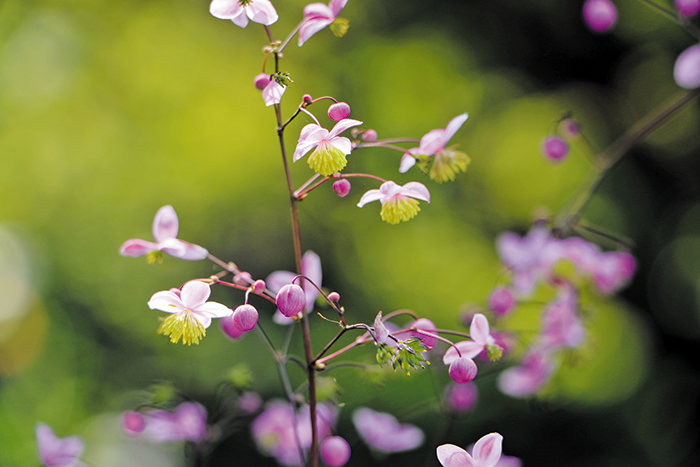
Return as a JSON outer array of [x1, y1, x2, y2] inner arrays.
[[237, 391, 263, 414], [252, 280, 266, 294], [674, 44, 700, 90], [233, 304, 259, 331], [443, 382, 479, 413], [327, 291, 340, 302], [233, 272, 252, 286], [121, 411, 146, 436], [276, 283, 306, 317], [583, 0, 618, 33], [362, 129, 378, 142], [676, 0, 700, 17], [488, 286, 516, 316], [320, 436, 351, 467], [541, 135, 569, 162], [449, 356, 478, 384], [328, 102, 351, 121], [332, 179, 351, 197], [560, 118, 580, 138], [303, 94, 313, 105], [220, 315, 247, 339], [254, 73, 271, 91]]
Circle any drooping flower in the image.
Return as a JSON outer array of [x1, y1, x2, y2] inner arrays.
[[293, 119, 363, 176], [209, 0, 279, 28], [148, 281, 232, 345], [352, 407, 424, 453], [120, 205, 208, 262], [400, 113, 470, 183], [357, 180, 430, 224], [443, 314, 497, 364], [267, 251, 322, 324], [436, 433, 503, 467], [298, 0, 349, 46], [263, 79, 286, 106], [449, 356, 478, 384], [36, 424, 85, 467]]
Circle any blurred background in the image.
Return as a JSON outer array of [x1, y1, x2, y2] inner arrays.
[[1, 0, 699, 465]]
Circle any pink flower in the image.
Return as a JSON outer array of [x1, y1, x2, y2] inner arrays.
[[449, 356, 478, 383], [125, 402, 208, 443], [352, 407, 424, 453], [320, 436, 351, 467], [539, 288, 586, 350], [541, 135, 569, 162], [293, 119, 363, 176], [120, 205, 208, 262], [400, 113, 470, 182], [148, 281, 232, 345], [582, 0, 617, 33], [488, 286, 516, 316], [408, 317, 438, 349], [443, 382, 479, 413], [209, 0, 279, 28], [443, 314, 496, 364], [298, 0, 349, 46], [357, 180, 430, 224], [266, 251, 322, 324], [263, 79, 286, 106], [497, 349, 554, 397], [676, 0, 700, 17], [674, 44, 700, 90], [36, 424, 84, 467], [437, 433, 503, 467]]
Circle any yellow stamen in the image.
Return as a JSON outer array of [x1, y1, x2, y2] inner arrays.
[[157, 310, 206, 345], [307, 143, 347, 177], [146, 251, 164, 264], [380, 198, 420, 224], [330, 18, 349, 38], [429, 149, 470, 183]]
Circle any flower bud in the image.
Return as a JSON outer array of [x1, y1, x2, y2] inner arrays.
[[303, 94, 313, 105], [582, 0, 617, 33], [327, 291, 340, 302], [320, 436, 351, 467], [237, 391, 263, 414], [488, 286, 516, 316], [276, 283, 306, 317], [254, 73, 270, 91], [328, 102, 351, 121], [252, 279, 266, 294], [674, 44, 700, 90], [541, 135, 569, 162], [443, 382, 478, 413], [233, 304, 259, 331], [362, 129, 378, 142], [220, 315, 247, 339], [560, 118, 580, 138], [332, 179, 351, 197], [676, 0, 700, 17], [448, 356, 478, 384], [121, 411, 146, 436]]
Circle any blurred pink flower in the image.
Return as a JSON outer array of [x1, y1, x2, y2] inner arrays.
[[298, 0, 349, 46], [352, 407, 424, 453], [497, 349, 554, 398], [120, 205, 208, 261], [443, 382, 479, 413], [437, 433, 503, 467], [210, 0, 279, 28], [124, 402, 208, 443], [36, 424, 84, 467]]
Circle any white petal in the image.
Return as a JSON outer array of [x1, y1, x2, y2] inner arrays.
[[399, 153, 416, 173], [330, 136, 352, 155], [327, 118, 363, 138], [193, 301, 232, 319], [401, 181, 431, 203], [246, 0, 279, 25], [148, 291, 185, 313], [357, 188, 384, 207], [210, 0, 244, 19], [181, 281, 211, 308], [437, 445, 468, 467], [472, 433, 503, 467], [262, 80, 286, 106], [152, 205, 179, 242]]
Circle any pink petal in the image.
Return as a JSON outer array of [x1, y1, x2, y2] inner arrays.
[[418, 128, 446, 155], [180, 281, 211, 308], [36, 424, 84, 467], [173, 241, 209, 261], [302, 250, 322, 312], [266, 270, 297, 293], [437, 444, 469, 467], [246, 0, 279, 25], [440, 113, 469, 147], [262, 80, 286, 106], [304, 3, 334, 17], [231, 11, 249, 27], [293, 126, 329, 161], [327, 118, 363, 138], [472, 433, 503, 467], [192, 312, 213, 329], [192, 301, 233, 320], [401, 181, 431, 203], [152, 205, 179, 243], [443, 340, 484, 364], [356, 188, 384, 207], [330, 136, 352, 155], [329, 0, 349, 17], [157, 237, 188, 258], [148, 290, 185, 313], [299, 18, 334, 46], [119, 238, 158, 257], [209, 0, 244, 19], [469, 313, 492, 346], [399, 153, 416, 173]]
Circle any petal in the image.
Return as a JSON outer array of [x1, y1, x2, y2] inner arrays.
[[399, 153, 416, 173], [192, 301, 233, 319], [304, 3, 333, 17], [357, 188, 384, 207], [418, 128, 446, 155], [327, 118, 363, 138], [119, 239, 158, 257], [443, 340, 484, 364], [302, 250, 322, 311], [299, 18, 333, 46], [152, 205, 179, 242], [329, 0, 349, 17], [148, 290, 185, 313], [174, 241, 209, 261], [330, 136, 352, 155], [437, 445, 469, 467], [266, 270, 297, 293], [231, 11, 249, 27], [210, 0, 244, 19], [192, 312, 212, 329], [180, 281, 211, 308], [440, 113, 469, 147], [246, 0, 279, 25], [262, 80, 286, 106], [469, 313, 491, 346], [401, 181, 431, 203], [294, 126, 328, 161], [157, 238, 188, 258], [472, 433, 503, 467]]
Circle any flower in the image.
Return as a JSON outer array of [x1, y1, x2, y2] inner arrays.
[[541, 135, 569, 162], [36, 424, 84, 467], [352, 407, 424, 453], [357, 180, 430, 224], [674, 44, 700, 90], [436, 433, 503, 467], [400, 113, 470, 182], [263, 79, 286, 106], [443, 382, 479, 413], [209, 0, 279, 28], [443, 314, 497, 364], [148, 281, 232, 345], [293, 119, 363, 176], [298, 0, 349, 46], [497, 349, 554, 397], [122, 402, 208, 443], [120, 205, 208, 262], [676, 0, 700, 17], [320, 436, 351, 467], [266, 251, 322, 324], [582, 0, 617, 33]]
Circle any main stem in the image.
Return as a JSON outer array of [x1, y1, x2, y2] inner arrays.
[[268, 28, 318, 467]]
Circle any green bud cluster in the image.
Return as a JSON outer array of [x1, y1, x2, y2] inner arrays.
[[375, 338, 428, 375]]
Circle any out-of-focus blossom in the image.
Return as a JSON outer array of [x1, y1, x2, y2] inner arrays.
[[267, 251, 322, 324], [362, 129, 377, 142], [541, 135, 569, 162], [352, 407, 424, 453], [437, 433, 503, 467], [220, 314, 248, 339], [293, 119, 363, 176], [539, 288, 586, 350], [444, 314, 496, 364], [238, 392, 263, 414], [408, 317, 438, 349], [582, 0, 617, 33], [357, 180, 430, 224], [121, 411, 147, 436], [263, 79, 286, 106], [298, 0, 349, 46], [320, 436, 351, 467], [498, 349, 554, 397], [120, 205, 208, 262], [560, 118, 580, 138], [488, 286, 516, 316], [676, 0, 700, 17], [400, 113, 470, 182], [444, 382, 479, 413], [125, 402, 208, 443], [674, 44, 700, 90], [210, 0, 279, 28], [36, 424, 84, 467], [148, 281, 232, 345], [592, 250, 636, 294]]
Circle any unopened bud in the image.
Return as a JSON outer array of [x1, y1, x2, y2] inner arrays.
[[252, 280, 266, 294], [541, 135, 569, 162], [320, 436, 351, 467], [327, 292, 340, 303], [582, 0, 617, 33], [303, 94, 313, 105], [276, 283, 306, 317], [220, 315, 247, 339], [674, 44, 700, 90], [328, 102, 351, 121], [254, 73, 271, 91], [233, 304, 259, 331], [676, 0, 700, 17], [362, 129, 378, 142], [332, 179, 351, 197], [121, 411, 146, 436], [560, 118, 580, 138], [448, 357, 478, 384]]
